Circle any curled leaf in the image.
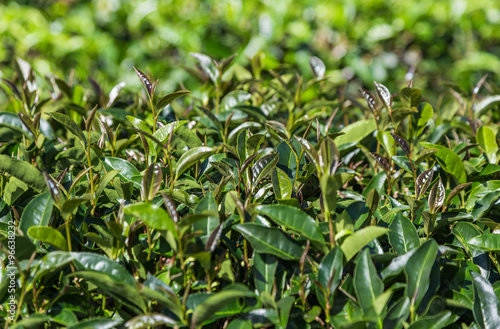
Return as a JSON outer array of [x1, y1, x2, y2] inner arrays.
[[374, 81, 392, 111], [361, 88, 377, 115], [370, 152, 390, 172], [391, 133, 411, 157], [428, 177, 445, 214], [416, 169, 433, 200], [446, 182, 472, 206], [309, 56, 326, 78], [142, 163, 163, 202], [161, 192, 179, 223], [133, 67, 154, 98]]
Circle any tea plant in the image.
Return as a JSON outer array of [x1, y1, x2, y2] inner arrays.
[[0, 55, 500, 329]]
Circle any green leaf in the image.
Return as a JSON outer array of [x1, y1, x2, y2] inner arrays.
[[271, 167, 292, 200], [400, 88, 422, 109], [389, 215, 420, 254], [48, 112, 86, 147], [102, 157, 141, 188], [471, 271, 500, 329], [124, 202, 177, 237], [295, 136, 320, 172], [71, 271, 145, 315], [193, 192, 219, 245], [477, 125, 498, 164], [252, 153, 279, 190], [353, 249, 384, 317], [256, 204, 325, 244], [0, 155, 47, 192], [335, 119, 377, 146], [94, 170, 119, 203], [421, 142, 467, 183], [415, 169, 433, 200], [363, 171, 386, 197], [276, 140, 299, 184], [475, 95, 500, 116], [66, 318, 122, 329], [152, 120, 187, 143], [340, 226, 390, 261], [142, 163, 163, 201], [374, 81, 392, 110], [383, 297, 410, 329], [417, 103, 434, 127], [253, 252, 278, 295], [156, 90, 190, 109], [192, 284, 254, 328], [407, 311, 451, 329], [320, 174, 340, 214], [175, 146, 214, 179], [190, 52, 219, 83], [405, 239, 439, 310], [27, 226, 67, 251], [19, 192, 53, 237], [233, 223, 304, 260], [317, 246, 343, 304], [467, 234, 500, 252], [318, 136, 339, 176], [125, 314, 177, 329]]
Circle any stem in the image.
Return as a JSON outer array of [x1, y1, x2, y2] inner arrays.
[[146, 226, 152, 261]]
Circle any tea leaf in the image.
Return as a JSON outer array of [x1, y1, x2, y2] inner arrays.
[[28, 226, 67, 251], [354, 249, 384, 317], [370, 152, 390, 172], [256, 204, 325, 244], [391, 133, 411, 157], [156, 90, 191, 110], [20, 192, 53, 237], [361, 88, 377, 114], [428, 177, 445, 214], [309, 56, 326, 78], [471, 271, 500, 329], [477, 125, 498, 164], [124, 202, 176, 235], [175, 146, 214, 179], [252, 153, 279, 190], [374, 81, 392, 111], [404, 240, 438, 310], [142, 163, 163, 202], [271, 167, 292, 200], [340, 226, 390, 261], [233, 223, 304, 260], [48, 112, 87, 147], [446, 182, 472, 205], [415, 169, 433, 200], [133, 67, 154, 97]]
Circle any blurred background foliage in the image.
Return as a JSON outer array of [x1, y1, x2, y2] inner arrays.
[[1, 0, 500, 100]]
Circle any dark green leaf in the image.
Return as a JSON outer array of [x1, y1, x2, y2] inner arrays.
[[471, 271, 500, 329], [156, 90, 190, 109], [0, 155, 47, 192], [354, 249, 384, 316], [48, 112, 86, 147], [19, 192, 53, 236], [405, 239, 438, 310]]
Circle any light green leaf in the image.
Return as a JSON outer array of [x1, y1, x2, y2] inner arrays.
[[340, 226, 390, 261], [124, 202, 177, 238], [477, 125, 498, 164], [175, 146, 214, 179], [255, 204, 325, 244], [102, 157, 141, 188], [234, 223, 304, 260], [20, 192, 53, 237], [27, 226, 67, 251], [335, 119, 377, 146]]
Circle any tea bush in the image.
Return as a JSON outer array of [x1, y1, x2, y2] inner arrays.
[[1, 54, 500, 328]]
